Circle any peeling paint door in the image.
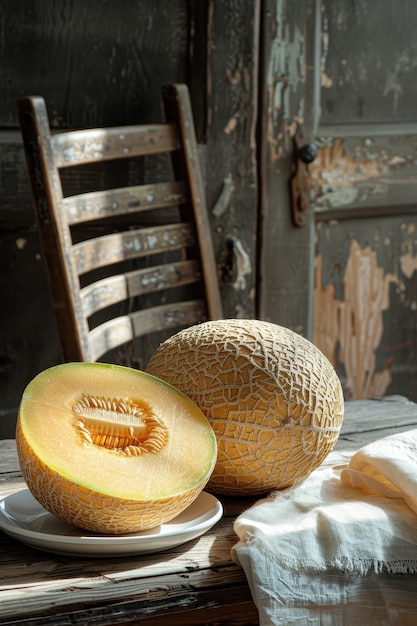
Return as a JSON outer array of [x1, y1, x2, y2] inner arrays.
[[259, 0, 417, 401]]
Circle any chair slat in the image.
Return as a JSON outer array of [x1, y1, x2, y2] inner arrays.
[[89, 300, 205, 361], [73, 223, 195, 275], [51, 124, 179, 167], [63, 181, 187, 225], [89, 317, 134, 362], [81, 260, 201, 317]]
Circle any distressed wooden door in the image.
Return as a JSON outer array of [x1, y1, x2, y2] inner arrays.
[[259, 0, 417, 401]]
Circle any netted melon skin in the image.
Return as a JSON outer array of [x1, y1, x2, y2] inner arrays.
[[146, 319, 344, 496], [16, 421, 206, 534]]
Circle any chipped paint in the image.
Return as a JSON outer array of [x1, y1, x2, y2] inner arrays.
[[314, 240, 396, 399], [320, 14, 333, 88], [225, 65, 242, 86], [230, 236, 251, 290], [309, 138, 417, 210], [315, 186, 359, 208], [400, 251, 417, 279], [311, 138, 380, 190], [212, 174, 235, 217], [387, 155, 407, 166], [224, 116, 238, 135], [266, 0, 306, 162], [15, 238, 27, 250], [382, 48, 417, 114]]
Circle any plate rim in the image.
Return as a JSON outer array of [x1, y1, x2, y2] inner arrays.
[[0, 488, 223, 551]]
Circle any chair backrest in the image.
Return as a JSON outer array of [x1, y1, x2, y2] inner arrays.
[[18, 84, 223, 366]]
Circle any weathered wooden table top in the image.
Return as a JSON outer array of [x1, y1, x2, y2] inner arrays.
[[1, 395, 417, 625]]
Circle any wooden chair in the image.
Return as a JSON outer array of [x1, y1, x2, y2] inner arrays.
[[18, 84, 222, 367]]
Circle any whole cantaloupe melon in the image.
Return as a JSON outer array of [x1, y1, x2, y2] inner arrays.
[[16, 362, 217, 533], [146, 319, 344, 495]]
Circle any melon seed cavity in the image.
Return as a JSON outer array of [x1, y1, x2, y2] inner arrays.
[[72, 394, 168, 455]]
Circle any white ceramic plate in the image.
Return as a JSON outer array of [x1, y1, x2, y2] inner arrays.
[[0, 489, 223, 557]]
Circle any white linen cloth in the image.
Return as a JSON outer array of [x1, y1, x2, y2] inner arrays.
[[232, 430, 417, 625]]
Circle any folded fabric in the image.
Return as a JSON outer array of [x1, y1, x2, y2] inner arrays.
[[341, 429, 417, 514], [232, 431, 417, 625]]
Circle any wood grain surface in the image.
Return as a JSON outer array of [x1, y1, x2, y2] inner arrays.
[[2, 395, 417, 624]]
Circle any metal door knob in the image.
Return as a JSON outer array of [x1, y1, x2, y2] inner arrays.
[[299, 143, 317, 164]]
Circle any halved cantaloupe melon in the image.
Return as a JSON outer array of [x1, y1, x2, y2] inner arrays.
[[146, 319, 344, 496], [16, 362, 217, 534]]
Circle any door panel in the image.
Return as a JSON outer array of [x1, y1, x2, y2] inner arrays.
[[311, 0, 417, 218], [318, 0, 417, 126], [260, 0, 417, 400], [315, 217, 417, 400], [311, 135, 417, 218]]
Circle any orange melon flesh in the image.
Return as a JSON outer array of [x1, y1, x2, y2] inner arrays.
[[16, 362, 217, 534], [146, 319, 345, 496]]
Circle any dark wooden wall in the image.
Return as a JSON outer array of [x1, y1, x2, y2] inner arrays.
[[0, 0, 259, 437], [4, 0, 415, 439]]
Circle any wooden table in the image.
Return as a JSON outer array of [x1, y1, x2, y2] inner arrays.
[[2, 395, 417, 625]]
